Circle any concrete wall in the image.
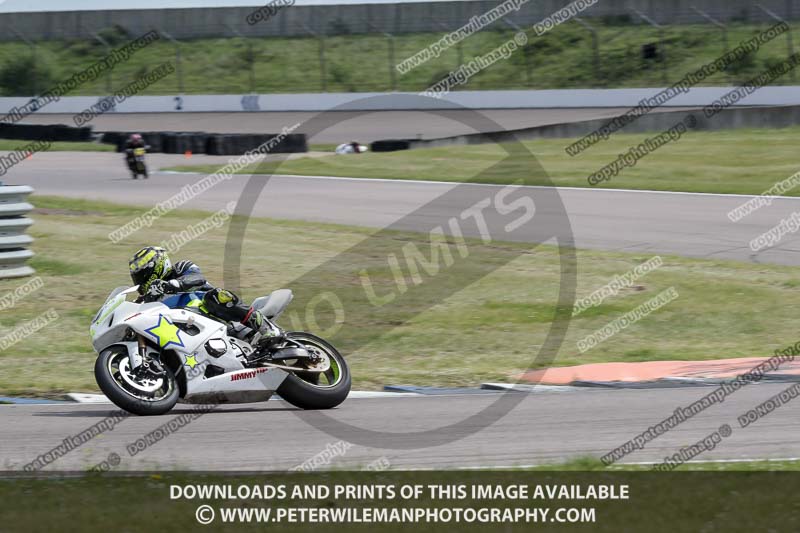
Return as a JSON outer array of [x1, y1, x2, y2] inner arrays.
[[1, 0, 798, 41], [2, 87, 799, 116]]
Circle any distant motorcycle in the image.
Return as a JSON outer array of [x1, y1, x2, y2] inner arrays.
[[90, 286, 351, 415], [125, 146, 149, 179]]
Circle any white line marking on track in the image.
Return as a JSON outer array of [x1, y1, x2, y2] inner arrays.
[[400, 457, 800, 471], [2, 391, 425, 405], [619, 457, 800, 466]]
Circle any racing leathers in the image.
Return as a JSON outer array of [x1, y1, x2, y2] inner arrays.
[[138, 260, 278, 345]]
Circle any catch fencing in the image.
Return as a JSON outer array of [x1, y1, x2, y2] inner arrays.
[[1, 1, 799, 94], [1, 1, 799, 41]]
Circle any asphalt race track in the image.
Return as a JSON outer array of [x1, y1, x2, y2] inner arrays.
[[3, 130, 799, 471], [13, 151, 800, 265], [2, 383, 798, 471]]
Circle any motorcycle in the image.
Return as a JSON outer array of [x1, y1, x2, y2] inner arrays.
[[90, 286, 351, 415], [125, 146, 148, 179]]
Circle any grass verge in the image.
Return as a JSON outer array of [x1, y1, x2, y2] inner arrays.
[[0, 140, 114, 152], [1, 195, 798, 396], [164, 126, 800, 196]]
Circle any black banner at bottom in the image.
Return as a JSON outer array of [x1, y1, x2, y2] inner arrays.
[[1, 470, 798, 532]]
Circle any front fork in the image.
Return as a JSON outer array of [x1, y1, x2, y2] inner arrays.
[[128, 334, 147, 370], [129, 335, 168, 378]]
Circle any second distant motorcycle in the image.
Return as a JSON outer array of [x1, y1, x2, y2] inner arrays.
[[125, 146, 148, 179], [123, 133, 149, 179]]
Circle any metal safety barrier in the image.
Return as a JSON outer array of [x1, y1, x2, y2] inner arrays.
[[0, 184, 34, 279]]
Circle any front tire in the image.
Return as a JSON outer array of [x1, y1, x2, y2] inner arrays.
[[95, 347, 179, 416], [276, 332, 351, 410]]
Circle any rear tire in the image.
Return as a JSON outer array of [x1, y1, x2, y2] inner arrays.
[[95, 347, 179, 416], [276, 332, 351, 410]]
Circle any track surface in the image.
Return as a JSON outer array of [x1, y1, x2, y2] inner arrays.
[[2, 383, 796, 471], [15, 151, 800, 265], [6, 120, 797, 469]]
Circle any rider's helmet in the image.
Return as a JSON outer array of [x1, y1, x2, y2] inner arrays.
[[129, 133, 143, 143], [129, 246, 172, 295]]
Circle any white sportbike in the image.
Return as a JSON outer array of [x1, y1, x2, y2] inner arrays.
[[90, 286, 351, 415]]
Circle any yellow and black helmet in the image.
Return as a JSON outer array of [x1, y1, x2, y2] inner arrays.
[[129, 246, 173, 294]]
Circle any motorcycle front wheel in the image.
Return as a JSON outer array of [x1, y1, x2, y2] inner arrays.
[[276, 332, 351, 410], [95, 347, 179, 416]]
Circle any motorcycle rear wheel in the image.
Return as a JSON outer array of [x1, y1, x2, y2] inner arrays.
[[276, 332, 351, 410]]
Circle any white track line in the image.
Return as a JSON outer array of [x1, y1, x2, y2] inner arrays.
[[62, 391, 421, 404], [618, 457, 800, 466], [400, 457, 800, 471]]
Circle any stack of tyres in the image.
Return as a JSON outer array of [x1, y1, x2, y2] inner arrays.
[[205, 134, 224, 155], [189, 134, 207, 155], [140, 132, 165, 153], [97, 130, 309, 155], [0, 123, 92, 142], [174, 133, 193, 154], [370, 139, 411, 152]]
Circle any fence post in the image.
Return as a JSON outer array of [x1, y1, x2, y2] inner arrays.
[[0, 184, 35, 279], [691, 6, 729, 83], [319, 33, 328, 92], [387, 33, 398, 91], [227, 25, 256, 93], [632, 9, 668, 86], [302, 24, 327, 92], [574, 17, 600, 86], [757, 3, 795, 82], [161, 31, 185, 94], [503, 19, 531, 87], [8, 28, 38, 95], [90, 32, 113, 93], [368, 22, 397, 91]]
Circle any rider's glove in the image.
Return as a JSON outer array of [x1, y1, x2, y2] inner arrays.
[[149, 279, 181, 297], [147, 280, 167, 298]]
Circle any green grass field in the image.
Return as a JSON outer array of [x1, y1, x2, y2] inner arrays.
[[0, 21, 794, 95], [1, 195, 799, 397], [166, 126, 800, 196]]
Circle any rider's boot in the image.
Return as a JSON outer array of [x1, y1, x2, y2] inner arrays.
[[244, 307, 285, 352]]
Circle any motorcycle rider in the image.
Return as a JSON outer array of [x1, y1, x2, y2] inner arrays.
[[128, 246, 284, 350], [124, 133, 149, 179], [124, 133, 146, 151]]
